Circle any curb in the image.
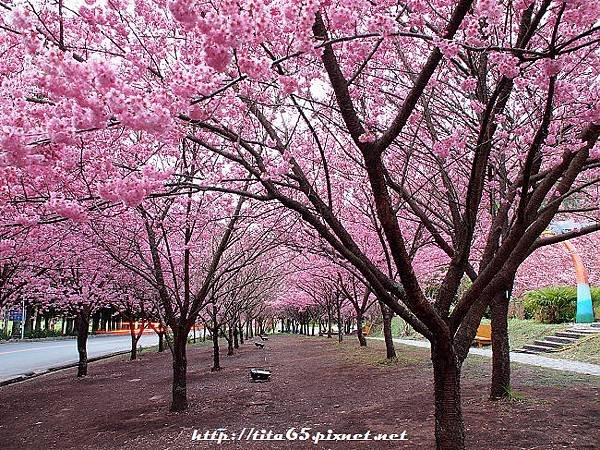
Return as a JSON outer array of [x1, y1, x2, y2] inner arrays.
[[0, 333, 148, 345], [0, 349, 132, 387], [0, 336, 77, 344]]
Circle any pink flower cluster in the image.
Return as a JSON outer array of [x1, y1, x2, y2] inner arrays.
[[329, 7, 356, 32], [168, 0, 197, 29], [0, 239, 13, 257], [0, 130, 40, 167], [436, 39, 459, 60], [540, 59, 563, 78], [432, 133, 467, 158], [98, 167, 173, 207], [279, 75, 299, 94], [489, 53, 520, 79], [358, 132, 377, 144], [47, 194, 88, 222]]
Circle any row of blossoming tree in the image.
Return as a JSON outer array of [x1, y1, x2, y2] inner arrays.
[[1, 0, 598, 448]]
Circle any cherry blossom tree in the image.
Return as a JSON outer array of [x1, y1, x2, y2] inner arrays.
[[26, 229, 119, 376], [110, 276, 157, 360]]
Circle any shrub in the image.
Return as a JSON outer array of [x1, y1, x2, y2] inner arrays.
[[24, 329, 63, 339], [522, 286, 600, 324]]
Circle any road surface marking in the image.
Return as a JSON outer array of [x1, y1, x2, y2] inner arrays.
[[0, 344, 73, 356]]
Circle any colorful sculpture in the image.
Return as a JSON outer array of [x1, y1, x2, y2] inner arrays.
[[544, 227, 595, 323]]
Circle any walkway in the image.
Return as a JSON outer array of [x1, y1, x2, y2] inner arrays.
[[370, 337, 600, 376]]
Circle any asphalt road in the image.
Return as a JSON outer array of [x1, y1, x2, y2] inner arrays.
[[0, 333, 159, 382]]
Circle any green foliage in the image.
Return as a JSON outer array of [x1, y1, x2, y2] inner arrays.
[[24, 329, 63, 339], [522, 286, 600, 324], [502, 386, 526, 402], [457, 276, 473, 300], [423, 282, 440, 300], [423, 275, 472, 305], [0, 329, 10, 340]]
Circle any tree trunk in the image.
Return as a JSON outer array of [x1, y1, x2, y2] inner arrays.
[[128, 317, 139, 361], [158, 330, 165, 352], [233, 322, 239, 349], [227, 325, 234, 356], [91, 312, 100, 333], [490, 291, 511, 400], [24, 305, 34, 335], [66, 317, 74, 335], [380, 301, 396, 359], [431, 342, 465, 450], [34, 311, 42, 332], [327, 311, 332, 338], [74, 311, 90, 377], [130, 336, 138, 360], [356, 313, 367, 347], [212, 326, 221, 371], [239, 322, 244, 344], [10, 319, 19, 338], [170, 327, 188, 412], [100, 310, 108, 331], [336, 304, 343, 343]]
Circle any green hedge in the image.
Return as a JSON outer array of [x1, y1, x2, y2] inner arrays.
[[24, 329, 63, 339], [522, 286, 600, 324]]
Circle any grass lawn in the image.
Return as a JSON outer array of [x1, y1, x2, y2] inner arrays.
[[372, 317, 599, 364], [507, 319, 600, 364], [370, 316, 427, 340], [375, 317, 572, 349], [547, 333, 600, 365], [506, 319, 571, 349]]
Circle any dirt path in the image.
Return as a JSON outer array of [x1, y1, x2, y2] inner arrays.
[[0, 335, 598, 449]]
